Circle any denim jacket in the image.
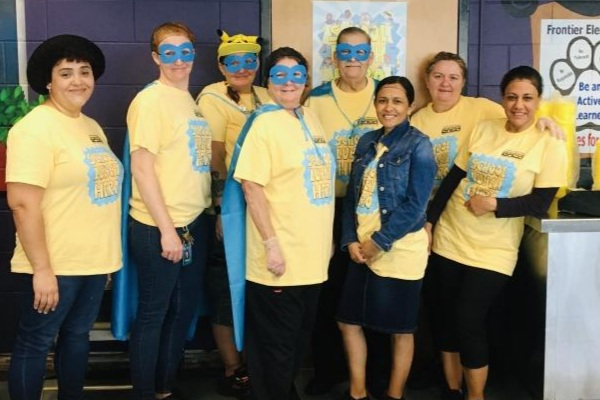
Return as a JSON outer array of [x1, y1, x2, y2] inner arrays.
[[341, 120, 437, 252]]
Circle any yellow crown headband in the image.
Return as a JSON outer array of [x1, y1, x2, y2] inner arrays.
[[217, 29, 261, 58]]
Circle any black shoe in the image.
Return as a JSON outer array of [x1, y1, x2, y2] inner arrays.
[[379, 393, 405, 400], [367, 380, 388, 400], [290, 383, 301, 400], [336, 391, 370, 400], [304, 378, 336, 396], [442, 388, 464, 400], [216, 366, 250, 399], [161, 394, 184, 400]]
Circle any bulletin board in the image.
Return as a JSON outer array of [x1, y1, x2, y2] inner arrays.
[[531, 2, 600, 157], [270, 0, 459, 109]]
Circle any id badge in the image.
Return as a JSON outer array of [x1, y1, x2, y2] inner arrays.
[[182, 242, 192, 266]]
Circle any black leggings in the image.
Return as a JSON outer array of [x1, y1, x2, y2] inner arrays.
[[429, 253, 510, 369]]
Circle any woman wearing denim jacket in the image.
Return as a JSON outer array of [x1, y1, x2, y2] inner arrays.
[[337, 76, 437, 400]]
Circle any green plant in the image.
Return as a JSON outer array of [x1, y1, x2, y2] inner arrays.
[[0, 85, 45, 144]]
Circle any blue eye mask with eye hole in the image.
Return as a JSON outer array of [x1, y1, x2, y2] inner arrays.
[[335, 43, 372, 62], [157, 43, 195, 64], [222, 53, 258, 73], [269, 65, 307, 85]]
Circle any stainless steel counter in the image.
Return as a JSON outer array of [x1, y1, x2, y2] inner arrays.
[[527, 213, 600, 233], [522, 213, 600, 400]]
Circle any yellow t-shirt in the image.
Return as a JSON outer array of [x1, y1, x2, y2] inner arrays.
[[7, 105, 123, 275], [432, 119, 567, 276], [307, 78, 380, 196], [197, 82, 270, 169], [356, 143, 428, 279], [127, 81, 212, 227], [411, 96, 504, 186], [234, 106, 335, 286]]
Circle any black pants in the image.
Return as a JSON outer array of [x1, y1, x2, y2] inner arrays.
[[430, 253, 510, 369], [246, 281, 321, 400]]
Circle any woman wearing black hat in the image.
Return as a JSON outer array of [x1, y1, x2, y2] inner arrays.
[[6, 34, 123, 400]]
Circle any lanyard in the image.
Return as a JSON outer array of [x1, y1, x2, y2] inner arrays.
[[331, 80, 375, 134], [294, 108, 326, 164]]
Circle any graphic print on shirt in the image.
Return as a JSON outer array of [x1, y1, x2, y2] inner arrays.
[[329, 126, 371, 185], [431, 134, 458, 184], [188, 119, 212, 173], [356, 158, 379, 215], [303, 147, 335, 206], [464, 153, 516, 200], [84, 147, 124, 205]]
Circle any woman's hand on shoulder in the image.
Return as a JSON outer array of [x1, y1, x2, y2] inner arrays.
[[537, 117, 565, 140], [348, 242, 367, 264], [32, 268, 59, 314], [464, 195, 497, 216]]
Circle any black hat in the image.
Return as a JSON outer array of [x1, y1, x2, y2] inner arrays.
[[27, 34, 105, 95]]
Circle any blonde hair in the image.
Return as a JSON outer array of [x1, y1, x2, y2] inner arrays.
[[150, 22, 196, 52], [425, 51, 468, 81]]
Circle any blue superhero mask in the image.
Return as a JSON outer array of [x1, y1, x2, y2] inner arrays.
[[157, 42, 195, 64], [335, 43, 372, 62], [222, 53, 258, 73], [268, 64, 307, 85]]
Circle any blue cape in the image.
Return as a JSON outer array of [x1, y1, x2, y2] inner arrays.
[[111, 134, 206, 341], [222, 103, 282, 350], [111, 136, 137, 340]]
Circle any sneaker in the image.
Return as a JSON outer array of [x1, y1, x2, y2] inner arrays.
[[216, 366, 250, 399]]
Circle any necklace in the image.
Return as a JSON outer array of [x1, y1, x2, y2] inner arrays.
[[234, 86, 262, 115]]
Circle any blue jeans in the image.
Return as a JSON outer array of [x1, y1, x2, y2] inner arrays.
[[128, 214, 208, 399], [8, 273, 107, 400]]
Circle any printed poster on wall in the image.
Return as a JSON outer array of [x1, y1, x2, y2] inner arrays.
[[540, 19, 600, 155], [312, 1, 407, 87]]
